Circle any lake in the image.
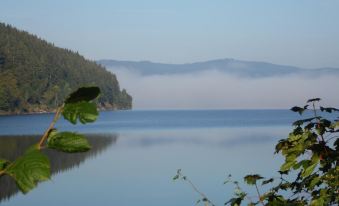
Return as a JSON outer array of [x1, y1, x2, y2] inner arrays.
[[0, 110, 304, 205]]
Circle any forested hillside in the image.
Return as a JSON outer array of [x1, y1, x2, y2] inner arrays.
[[0, 23, 132, 114]]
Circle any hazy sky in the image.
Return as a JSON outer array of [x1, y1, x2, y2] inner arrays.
[[1, 0, 339, 68]]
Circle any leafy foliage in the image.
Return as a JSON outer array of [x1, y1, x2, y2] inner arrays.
[[62, 87, 100, 124], [47, 131, 90, 153], [4, 148, 50, 194], [62, 102, 98, 124], [0, 23, 132, 114], [175, 98, 339, 206], [0, 87, 101, 193]]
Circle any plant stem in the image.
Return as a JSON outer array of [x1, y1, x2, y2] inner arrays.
[[37, 105, 63, 149], [312, 102, 318, 119], [185, 177, 215, 206], [255, 183, 264, 206], [312, 102, 328, 155]]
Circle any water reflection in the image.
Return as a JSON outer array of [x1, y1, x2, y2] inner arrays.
[[117, 129, 283, 148], [133, 135, 278, 147], [0, 134, 117, 203]]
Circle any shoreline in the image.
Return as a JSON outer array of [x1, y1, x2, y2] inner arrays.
[[0, 107, 132, 116]]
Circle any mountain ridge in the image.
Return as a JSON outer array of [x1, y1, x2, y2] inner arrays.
[[98, 58, 339, 78]]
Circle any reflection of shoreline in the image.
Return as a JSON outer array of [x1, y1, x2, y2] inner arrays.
[[0, 107, 129, 116], [0, 134, 118, 203]]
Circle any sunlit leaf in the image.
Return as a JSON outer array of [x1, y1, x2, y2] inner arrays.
[[62, 101, 98, 124], [301, 163, 317, 178], [311, 197, 325, 206], [280, 160, 296, 172], [5, 149, 50, 193], [293, 160, 310, 170], [309, 176, 320, 189], [47, 132, 91, 153]]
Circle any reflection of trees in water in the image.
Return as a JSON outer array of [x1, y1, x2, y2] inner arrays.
[[0, 134, 117, 203]]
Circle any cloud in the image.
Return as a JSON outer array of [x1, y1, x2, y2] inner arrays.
[[111, 68, 339, 109]]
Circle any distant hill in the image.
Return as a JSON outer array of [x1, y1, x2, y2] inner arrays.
[[0, 23, 132, 114], [98, 59, 339, 77]]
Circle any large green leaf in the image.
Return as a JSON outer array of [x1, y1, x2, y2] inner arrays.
[[5, 149, 50, 193], [65, 86, 100, 104], [47, 131, 91, 153], [62, 101, 98, 124]]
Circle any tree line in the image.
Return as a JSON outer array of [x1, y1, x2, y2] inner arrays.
[[0, 23, 132, 114]]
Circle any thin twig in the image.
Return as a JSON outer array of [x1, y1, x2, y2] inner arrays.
[[255, 183, 264, 206], [37, 105, 63, 149], [0, 106, 63, 176], [185, 177, 216, 206], [312, 102, 329, 155], [234, 181, 253, 204]]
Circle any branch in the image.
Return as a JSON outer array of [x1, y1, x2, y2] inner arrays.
[[255, 183, 264, 206], [37, 105, 63, 149]]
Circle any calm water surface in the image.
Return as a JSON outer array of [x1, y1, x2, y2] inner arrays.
[[0, 110, 305, 205]]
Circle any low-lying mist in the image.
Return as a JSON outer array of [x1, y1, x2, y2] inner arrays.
[[110, 68, 339, 109]]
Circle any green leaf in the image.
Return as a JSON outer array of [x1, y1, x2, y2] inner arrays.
[[262, 178, 274, 185], [62, 101, 98, 124], [0, 159, 10, 170], [244, 174, 263, 185], [307, 98, 321, 103], [309, 176, 320, 189], [302, 162, 317, 178], [319, 106, 339, 113], [293, 160, 310, 170], [65, 86, 100, 104], [47, 132, 91, 153], [5, 149, 50, 193], [311, 197, 325, 206], [280, 160, 297, 172], [225, 192, 246, 206], [290, 106, 305, 115], [319, 119, 331, 128]]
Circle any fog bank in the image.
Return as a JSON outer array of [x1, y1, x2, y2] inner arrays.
[[111, 68, 339, 109]]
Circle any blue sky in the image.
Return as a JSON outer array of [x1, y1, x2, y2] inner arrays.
[[1, 0, 339, 68]]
